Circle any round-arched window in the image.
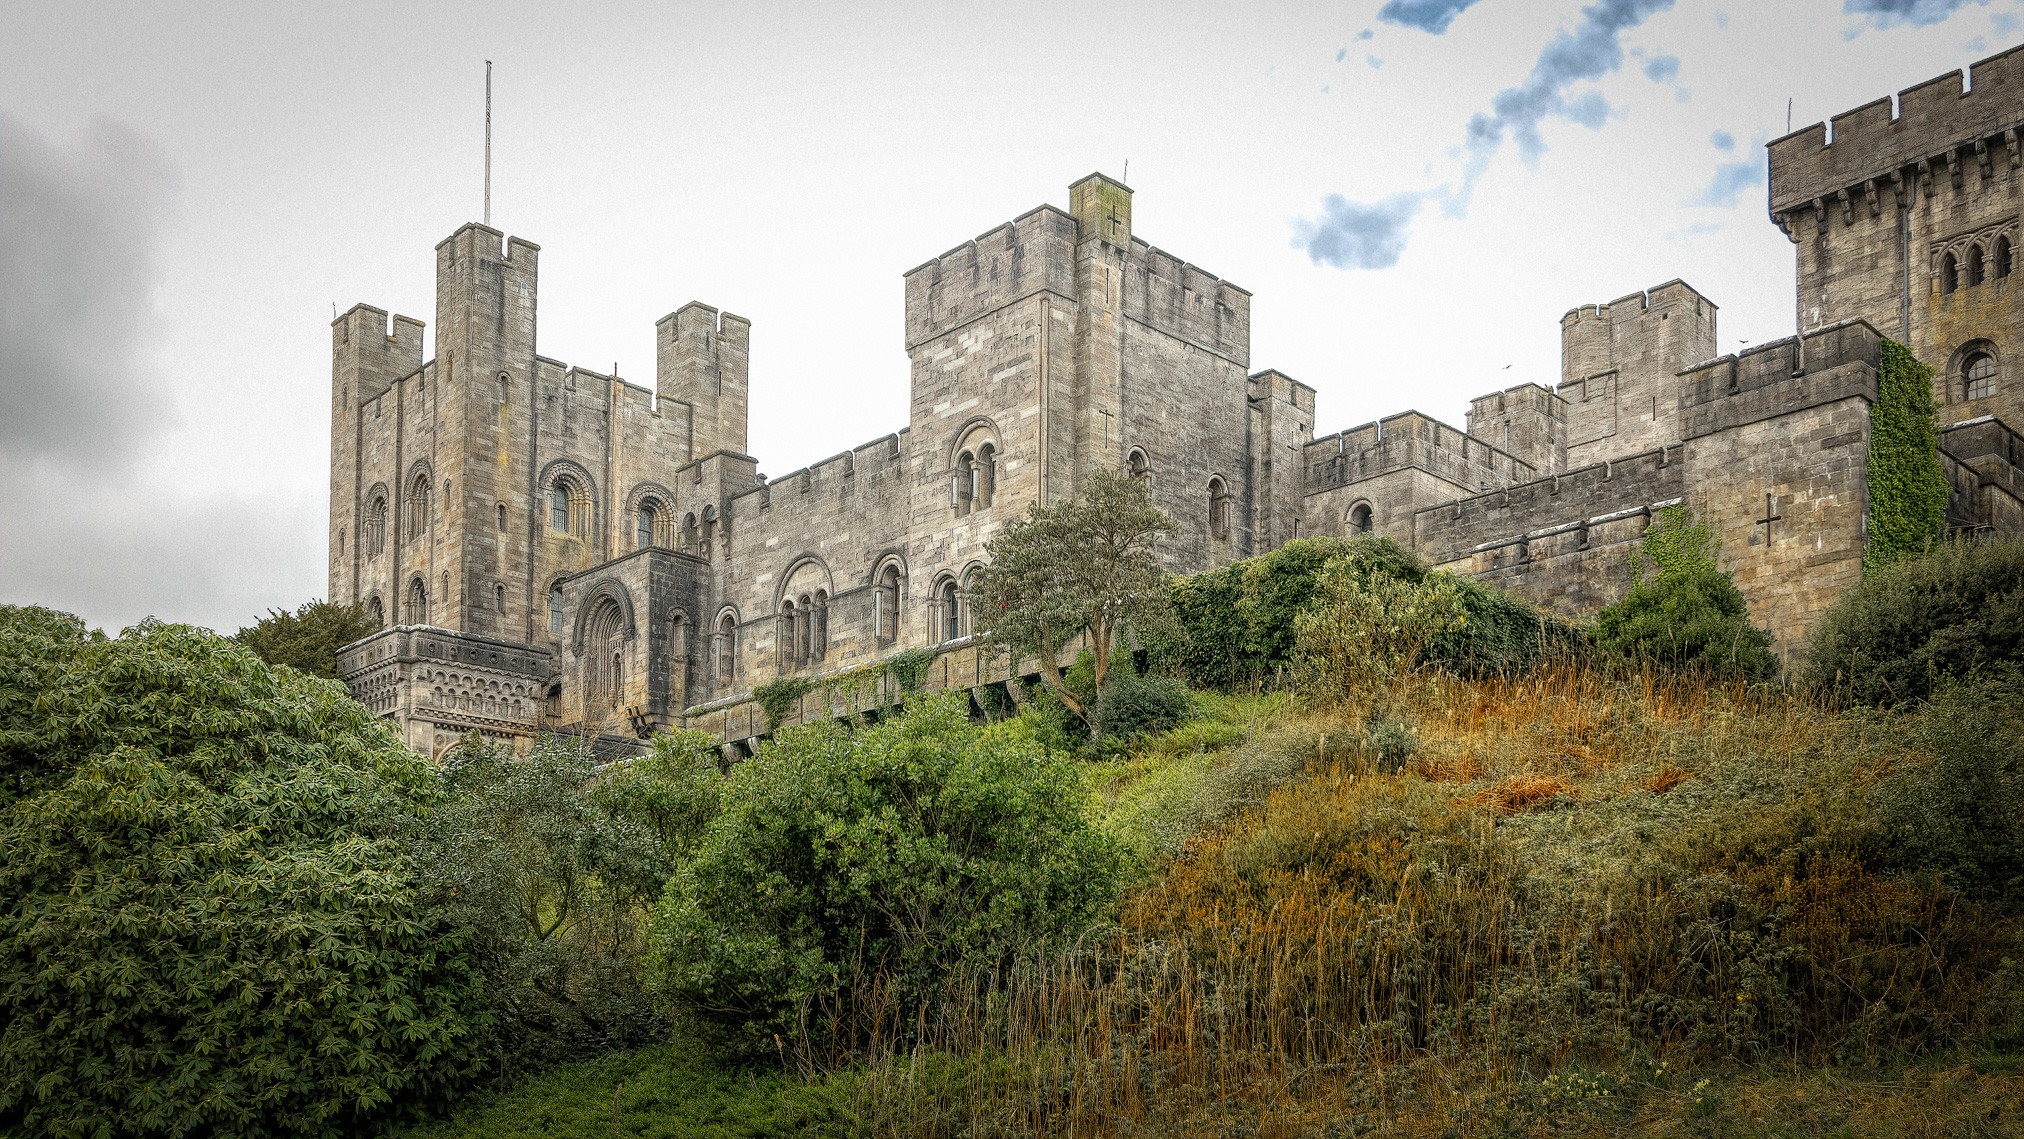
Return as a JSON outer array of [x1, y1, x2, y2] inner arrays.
[[1964, 352, 1997, 401], [1349, 503, 1373, 534]]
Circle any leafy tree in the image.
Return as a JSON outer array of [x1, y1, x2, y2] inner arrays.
[[970, 467, 1172, 727], [413, 731, 725, 1071], [235, 598, 377, 679], [1803, 536, 2024, 706], [1864, 338, 1951, 573], [1594, 507, 1778, 681], [0, 611, 488, 1139], [646, 696, 1121, 1054], [1870, 681, 2024, 902]]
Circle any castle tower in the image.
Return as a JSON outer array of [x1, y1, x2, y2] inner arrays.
[[329, 304, 424, 619], [655, 301, 751, 461], [1558, 280, 1717, 468], [1068, 172, 1133, 495]]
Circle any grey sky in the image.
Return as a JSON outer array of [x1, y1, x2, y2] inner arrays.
[[1, 0, 2016, 634]]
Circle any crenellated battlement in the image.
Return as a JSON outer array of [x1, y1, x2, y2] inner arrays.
[[903, 207, 1078, 350], [333, 304, 426, 405], [1122, 237, 1251, 365], [1768, 43, 2024, 219], [1411, 445, 1686, 567], [1304, 411, 1534, 496], [1677, 319, 1880, 438], [655, 301, 751, 460]]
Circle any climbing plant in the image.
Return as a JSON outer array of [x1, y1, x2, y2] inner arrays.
[[1865, 338, 1951, 574], [752, 675, 814, 731]]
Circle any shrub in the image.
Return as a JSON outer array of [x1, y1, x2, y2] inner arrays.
[[1594, 507, 1777, 681], [1803, 537, 2024, 706], [1870, 682, 2024, 902], [1162, 538, 1575, 689], [645, 695, 1121, 1054], [413, 729, 727, 1072], [1295, 560, 1467, 704], [1093, 668, 1193, 742], [0, 613, 487, 1139]]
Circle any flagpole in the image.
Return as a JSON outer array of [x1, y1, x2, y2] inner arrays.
[[484, 61, 493, 227]]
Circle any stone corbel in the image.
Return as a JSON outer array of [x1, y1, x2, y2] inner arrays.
[[1946, 148, 1963, 190], [1774, 211, 1799, 243], [1917, 158, 1933, 196], [2007, 129, 2021, 168], [1976, 139, 1992, 180], [1864, 178, 1881, 218], [1837, 188, 1854, 226], [1892, 169, 1910, 210], [1813, 198, 1828, 235]]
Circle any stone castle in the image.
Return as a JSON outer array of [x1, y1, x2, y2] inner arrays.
[[332, 45, 2021, 757]]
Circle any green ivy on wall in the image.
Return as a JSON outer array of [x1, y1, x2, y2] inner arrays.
[[1864, 339, 1951, 574]]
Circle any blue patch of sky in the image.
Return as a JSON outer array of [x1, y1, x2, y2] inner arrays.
[[1376, 0, 1485, 34]]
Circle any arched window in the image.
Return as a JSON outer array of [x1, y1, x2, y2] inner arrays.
[[494, 584, 506, 613], [976, 443, 996, 506], [637, 499, 663, 550], [716, 614, 737, 687], [681, 512, 698, 552], [701, 506, 718, 559], [670, 613, 690, 659], [812, 590, 829, 662], [876, 564, 902, 644], [497, 503, 507, 531], [367, 595, 384, 628], [1127, 448, 1150, 480], [1349, 503, 1373, 534], [1964, 352, 1997, 401], [938, 578, 961, 642], [1208, 477, 1230, 539], [953, 451, 976, 515], [550, 484, 570, 530], [337, 527, 345, 557], [548, 586, 565, 634], [1997, 237, 2014, 280], [407, 577, 428, 625], [1941, 251, 1959, 294], [1967, 244, 1986, 287], [498, 376, 509, 405], [368, 496, 388, 556], [408, 475, 431, 538]]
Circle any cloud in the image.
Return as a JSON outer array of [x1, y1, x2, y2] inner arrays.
[[1377, 0, 1487, 34], [1844, 0, 1993, 29], [1291, 192, 1424, 269], [1462, 0, 1677, 171], [1368, 55, 1386, 67], [0, 116, 322, 633], [1715, 8, 1729, 27], [1356, 27, 1375, 40], [0, 115, 180, 472], [1710, 129, 1735, 150], [1336, 46, 1349, 61], [1995, 11, 2019, 34], [1643, 53, 1680, 81], [1691, 157, 1763, 206]]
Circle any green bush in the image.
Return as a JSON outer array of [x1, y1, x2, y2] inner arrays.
[[0, 611, 488, 1139], [1594, 508, 1778, 681], [1870, 682, 2024, 902], [413, 729, 727, 1073], [1803, 537, 2024, 706], [1161, 537, 1575, 690], [1295, 560, 1467, 703], [1864, 338, 1951, 573], [645, 695, 1122, 1054], [1093, 668, 1194, 741]]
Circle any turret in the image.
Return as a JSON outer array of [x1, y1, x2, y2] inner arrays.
[[656, 302, 750, 461]]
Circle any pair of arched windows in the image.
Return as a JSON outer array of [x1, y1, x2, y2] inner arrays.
[[367, 496, 389, 556], [778, 592, 829, 670], [549, 477, 590, 536], [874, 564, 902, 644], [406, 577, 428, 625], [1941, 237, 2013, 294], [679, 508, 720, 558], [952, 444, 997, 515]]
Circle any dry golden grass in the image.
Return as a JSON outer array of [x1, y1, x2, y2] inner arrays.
[[806, 662, 2020, 1137]]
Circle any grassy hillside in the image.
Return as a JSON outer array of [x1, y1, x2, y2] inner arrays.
[[405, 666, 2024, 1137]]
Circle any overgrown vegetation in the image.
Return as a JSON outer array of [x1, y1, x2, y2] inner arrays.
[[1864, 338, 1952, 573], [1804, 535, 2024, 705], [1159, 536, 1579, 689], [1594, 505, 1779, 681]]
